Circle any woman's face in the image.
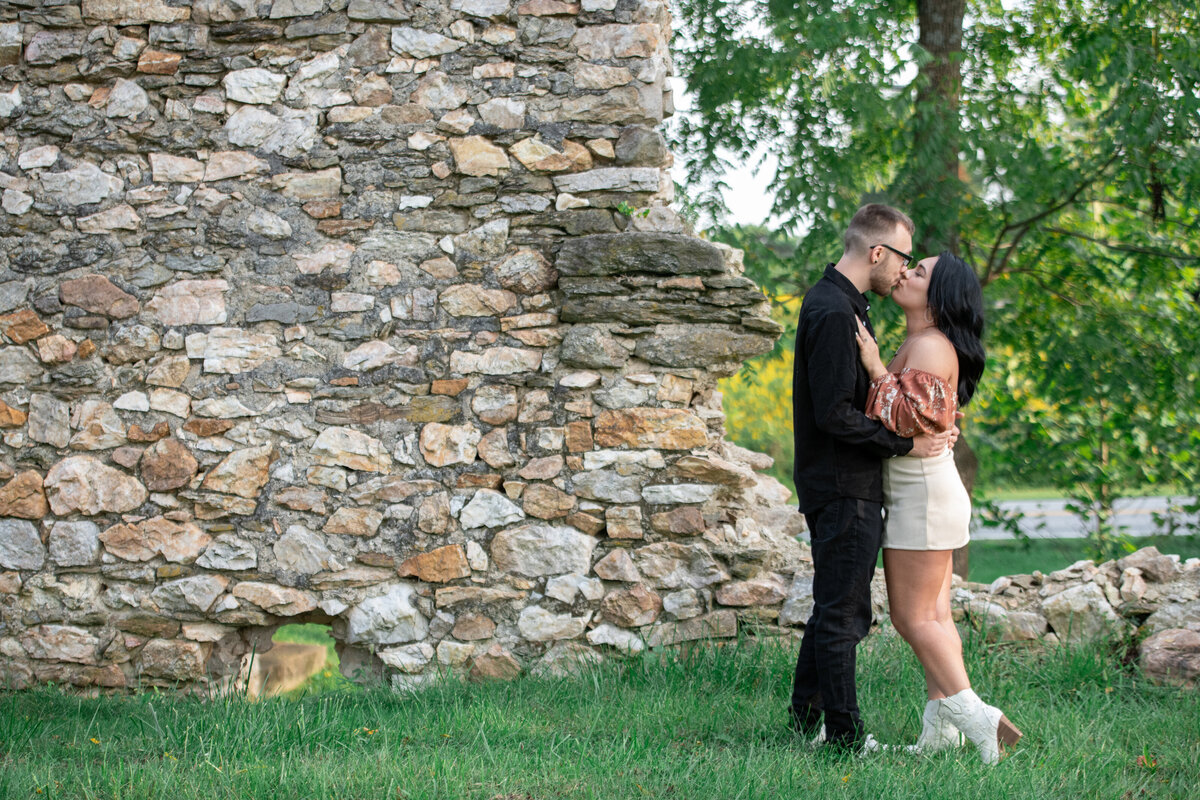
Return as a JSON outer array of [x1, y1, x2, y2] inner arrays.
[[894, 256, 938, 311]]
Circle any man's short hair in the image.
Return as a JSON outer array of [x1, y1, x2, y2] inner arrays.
[[843, 204, 914, 254]]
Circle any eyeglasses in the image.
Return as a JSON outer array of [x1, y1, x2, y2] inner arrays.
[[871, 243, 913, 267]]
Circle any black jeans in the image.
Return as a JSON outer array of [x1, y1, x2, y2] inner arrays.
[[789, 497, 883, 747]]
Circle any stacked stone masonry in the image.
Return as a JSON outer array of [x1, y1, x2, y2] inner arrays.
[[1, 2, 1197, 694], [0, 0, 814, 691]]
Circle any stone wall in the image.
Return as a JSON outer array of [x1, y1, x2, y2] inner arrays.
[[0, 0, 813, 691]]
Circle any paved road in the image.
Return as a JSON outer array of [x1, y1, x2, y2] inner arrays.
[[970, 496, 1198, 540]]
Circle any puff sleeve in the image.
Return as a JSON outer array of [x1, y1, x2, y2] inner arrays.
[[865, 368, 957, 437]]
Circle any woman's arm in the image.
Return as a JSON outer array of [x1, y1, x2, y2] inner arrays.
[[864, 336, 958, 436]]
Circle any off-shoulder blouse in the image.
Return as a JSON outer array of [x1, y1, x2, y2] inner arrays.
[[865, 368, 957, 437]]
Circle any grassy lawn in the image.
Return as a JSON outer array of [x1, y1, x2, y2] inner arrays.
[[2, 631, 1196, 799], [966, 535, 1200, 584]]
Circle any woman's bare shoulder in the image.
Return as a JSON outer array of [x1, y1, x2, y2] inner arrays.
[[903, 333, 956, 382]]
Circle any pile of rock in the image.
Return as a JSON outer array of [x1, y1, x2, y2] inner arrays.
[[949, 546, 1200, 688]]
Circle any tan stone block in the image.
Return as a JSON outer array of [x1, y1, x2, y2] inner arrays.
[[137, 49, 181, 74], [601, 583, 662, 627], [136, 437, 196, 493], [565, 420, 593, 453], [605, 505, 643, 540], [323, 507, 384, 537], [397, 544, 471, 583], [0, 471, 48, 519], [0, 399, 27, 428], [452, 613, 496, 641], [36, 334, 76, 363], [593, 408, 707, 450], [522, 483, 575, 520], [649, 506, 705, 536], [449, 136, 510, 176], [469, 643, 522, 681], [432, 378, 469, 396], [128, 421, 170, 443], [232, 582, 317, 616]]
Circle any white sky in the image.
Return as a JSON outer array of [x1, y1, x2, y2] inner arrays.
[[668, 76, 780, 228]]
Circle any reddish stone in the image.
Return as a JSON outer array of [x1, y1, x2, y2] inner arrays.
[[302, 200, 342, 219], [469, 644, 522, 681], [566, 511, 604, 535], [128, 421, 170, 442], [452, 614, 496, 641], [0, 399, 27, 427], [59, 275, 139, 319], [565, 420, 593, 453], [650, 506, 706, 536], [432, 378, 469, 396], [140, 438, 198, 492], [397, 545, 471, 583], [0, 471, 48, 519], [77, 339, 98, 359], [137, 50, 182, 74], [593, 408, 708, 450], [183, 418, 234, 437], [330, 376, 359, 386], [456, 473, 504, 489], [522, 483, 575, 519], [0, 309, 50, 344]]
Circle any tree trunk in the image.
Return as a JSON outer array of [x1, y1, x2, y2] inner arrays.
[[912, 0, 971, 577], [910, 0, 967, 257]]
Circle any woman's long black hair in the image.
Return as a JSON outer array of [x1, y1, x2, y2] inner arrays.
[[927, 252, 985, 405]]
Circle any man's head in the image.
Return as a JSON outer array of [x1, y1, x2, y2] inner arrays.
[[843, 204, 915, 297]]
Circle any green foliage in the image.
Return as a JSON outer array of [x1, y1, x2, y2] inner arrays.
[[679, 0, 1200, 544]]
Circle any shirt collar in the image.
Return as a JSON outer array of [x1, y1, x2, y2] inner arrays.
[[823, 264, 870, 316]]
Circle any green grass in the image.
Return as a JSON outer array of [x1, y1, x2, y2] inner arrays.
[[271, 623, 358, 696], [966, 535, 1200, 584], [2, 631, 1197, 799]]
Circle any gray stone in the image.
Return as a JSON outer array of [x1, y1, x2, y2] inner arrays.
[[197, 535, 258, 571], [0, 519, 45, 570], [491, 524, 598, 577], [559, 325, 630, 368], [347, 584, 428, 645], [557, 233, 725, 277], [150, 575, 230, 614], [49, 521, 101, 567], [391, 27, 466, 58], [572, 470, 643, 504], [1041, 582, 1126, 643], [635, 324, 778, 368], [273, 525, 341, 575], [40, 163, 123, 207], [633, 542, 728, 590], [27, 394, 70, 448], [459, 489, 525, 529]]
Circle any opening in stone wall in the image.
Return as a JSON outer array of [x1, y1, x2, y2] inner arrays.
[[246, 623, 353, 699]]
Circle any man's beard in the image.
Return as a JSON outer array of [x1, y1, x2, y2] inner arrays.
[[868, 268, 896, 297]]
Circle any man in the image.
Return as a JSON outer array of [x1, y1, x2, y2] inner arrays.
[[790, 204, 953, 751]]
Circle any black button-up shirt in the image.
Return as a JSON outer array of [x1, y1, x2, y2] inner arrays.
[[792, 264, 913, 513]]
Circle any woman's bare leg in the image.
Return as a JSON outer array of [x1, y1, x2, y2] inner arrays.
[[883, 548, 970, 699]]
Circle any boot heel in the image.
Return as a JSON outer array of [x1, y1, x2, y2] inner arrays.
[[997, 715, 1022, 751]]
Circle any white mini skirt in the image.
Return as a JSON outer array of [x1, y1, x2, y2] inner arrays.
[[882, 449, 971, 551]]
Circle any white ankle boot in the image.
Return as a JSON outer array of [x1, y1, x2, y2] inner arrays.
[[937, 689, 1022, 765], [906, 699, 964, 753]]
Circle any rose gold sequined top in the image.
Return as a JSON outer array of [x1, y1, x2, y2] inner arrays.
[[865, 368, 957, 437]]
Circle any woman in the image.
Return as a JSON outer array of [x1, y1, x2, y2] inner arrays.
[[853, 251, 1021, 764]]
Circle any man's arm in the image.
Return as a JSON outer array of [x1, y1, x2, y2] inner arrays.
[[805, 309, 913, 458]]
